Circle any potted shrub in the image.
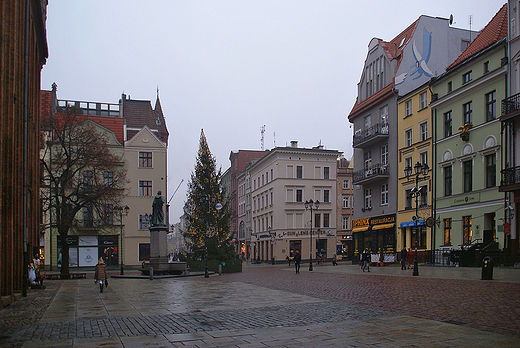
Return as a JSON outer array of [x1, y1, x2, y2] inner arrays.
[[379, 249, 385, 266]]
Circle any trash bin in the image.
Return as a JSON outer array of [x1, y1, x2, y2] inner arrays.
[[481, 256, 493, 280]]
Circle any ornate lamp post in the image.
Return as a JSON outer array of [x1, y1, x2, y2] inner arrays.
[[115, 205, 130, 275], [404, 161, 429, 276], [304, 199, 320, 271]]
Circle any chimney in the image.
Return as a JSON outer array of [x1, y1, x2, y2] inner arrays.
[[290, 141, 298, 148]]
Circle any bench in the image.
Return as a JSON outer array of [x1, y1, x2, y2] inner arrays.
[[44, 273, 87, 280]]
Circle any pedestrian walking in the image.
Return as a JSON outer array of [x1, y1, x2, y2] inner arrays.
[[400, 247, 407, 270], [94, 258, 108, 293], [407, 248, 414, 269], [332, 253, 337, 266], [294, 250, 301, 274], [361, 249, 370, 272]]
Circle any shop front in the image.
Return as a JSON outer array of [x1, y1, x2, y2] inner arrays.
[[57, 235, 119, 268], [352, 214, 396, 263]]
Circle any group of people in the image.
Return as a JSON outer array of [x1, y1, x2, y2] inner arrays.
[[292, 251, 338, 273], [400, 247, 415, 270]]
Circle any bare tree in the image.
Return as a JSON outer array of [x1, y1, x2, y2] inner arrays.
[[40, 107, 127, 276]]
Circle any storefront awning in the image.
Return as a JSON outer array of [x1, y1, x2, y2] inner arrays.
[[352, 226, 369, 233], [372, 223, 395, 230]]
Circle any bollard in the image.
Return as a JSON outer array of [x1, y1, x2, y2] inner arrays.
[[218, 264, 222, 275], [150, 267, 154, 280], [481, 256, 493, 280]]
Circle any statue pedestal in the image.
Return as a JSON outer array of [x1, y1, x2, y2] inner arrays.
[[141, 225, 186, 275]]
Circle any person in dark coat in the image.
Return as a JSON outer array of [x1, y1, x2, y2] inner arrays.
[[361, 249, 370, 272], [294, 250, 301, 274], [95, 258, 108, 293], [401, 247, 407, 270]]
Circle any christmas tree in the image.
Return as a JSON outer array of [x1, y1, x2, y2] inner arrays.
[[183, 129, 234, 262]]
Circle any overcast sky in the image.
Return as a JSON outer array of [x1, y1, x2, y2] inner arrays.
[[41, 0, 506, 221]]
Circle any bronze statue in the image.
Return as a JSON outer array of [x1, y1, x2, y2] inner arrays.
[[151, 191, 165, 226]]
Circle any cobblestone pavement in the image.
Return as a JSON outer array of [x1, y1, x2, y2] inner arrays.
[[0, 263, 519, 347]]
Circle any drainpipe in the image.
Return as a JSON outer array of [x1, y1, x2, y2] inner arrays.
[[22, 0, 30, 297]]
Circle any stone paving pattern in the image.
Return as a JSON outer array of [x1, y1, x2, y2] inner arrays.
[[0, 263, 519, 347]]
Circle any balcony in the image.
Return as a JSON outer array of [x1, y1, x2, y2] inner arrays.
[[500, 166, 520, 192], [353, 163, 390, 184], [501, 93, 520, 122], [353, 123, 389, 148]]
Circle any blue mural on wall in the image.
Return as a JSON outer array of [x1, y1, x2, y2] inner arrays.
[[396, 28, 433, 86]]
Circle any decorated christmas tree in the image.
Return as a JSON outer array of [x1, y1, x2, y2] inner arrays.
[[183, 129, 234, 262]]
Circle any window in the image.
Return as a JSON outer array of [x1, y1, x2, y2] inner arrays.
[[103, 171, 113, 186], [463, 160, 472, 193], [420, 185, 428, 207], [342, 216, 349, 230], [139, 152, 152, 168], [444, 218, 452, 245], [343, 179, 350, 189], [463, 101, 472, 124], [405, 100, 412, 116], [381, 144, 388, 165], [324, 167, 330, 179], [463, 215, 472, 245], [485, 154, 496, 188], [420, 152, 428, 167], [461, 39, 470, 50], [139, 180, 153, 196], [444, 111, 452, 137], [139, 243, 150, 261], [447, 81, 452, 93], [103, 204, 113, 225], [444, 166, 452, 196], [323, 213, 330, 228], [83, 170, 93, 187], [420, 122, 428, 141], [486, 91, 496, 122], [261, 175, 264, 186], [405, 189, 412, 209], [139, 214, 151, 229], [462, 70, 472, 84], [83, 204, 93, 228], [364, 115, 372, 135], [412, 226, 427, 249], [405, 157, 413, 175], [271, 169, 273, 181], [405, 129, 413, 147], [420, 92, 427, 109], [342, 196, 350, 208], [266, 171, 269, 183], [484, 61, 490, 73], [323, 189, 330, 203], [380, 105, 388, 124], [364, 151, 372, 170], [380, 183, 388, 206], [314, 213, 321, 228], [296, 189, 303, 203], [364, 189, 372, 209], [296, 166, 303, 179]]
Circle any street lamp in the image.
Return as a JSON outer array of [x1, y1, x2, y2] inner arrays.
[[304, 199, 320, 271], [115, 205, 130, 275], [404, 161, 429, 276]]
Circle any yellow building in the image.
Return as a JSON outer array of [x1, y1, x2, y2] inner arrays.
[[397, 84, 433, 262]]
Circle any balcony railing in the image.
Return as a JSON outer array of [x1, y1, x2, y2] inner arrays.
[[501, 93, 520, 119], [353, 122, 389, 147], [500, 166, 520, 191], [353, 163, 390, 184]]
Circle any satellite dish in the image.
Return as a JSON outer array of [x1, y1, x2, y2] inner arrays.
[[449, 14, 454, 25]]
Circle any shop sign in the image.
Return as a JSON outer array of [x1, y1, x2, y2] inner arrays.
[[353, 218, 369, 228], [453, 193, 479, 206], [504, 223, 511, 235]]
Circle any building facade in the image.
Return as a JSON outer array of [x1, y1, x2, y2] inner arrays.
[[249, 141, 341, 264], [500, 0, 520, 260], [430, 4, 507, 256], [348, 15, 473, 262], [336, 156, 354, 260], [1, 0, 48, 300]]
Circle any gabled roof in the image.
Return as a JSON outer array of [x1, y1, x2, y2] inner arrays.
[[348, 18, 419, 119], [122, 94, 169, 143], [447, 3, 507, 71]]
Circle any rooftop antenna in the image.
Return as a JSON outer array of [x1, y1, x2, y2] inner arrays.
[[469, 15, 473, 41], [273, 132, 276, 148], [261, 125, 265, 150]]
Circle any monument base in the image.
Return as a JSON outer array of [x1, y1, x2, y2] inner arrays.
[[141, 261, 187, 275]]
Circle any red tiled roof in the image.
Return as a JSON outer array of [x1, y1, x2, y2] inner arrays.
[[122, 96, 169, 143], [348, 18, 419, 118], [447, 3, 507, 70]]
